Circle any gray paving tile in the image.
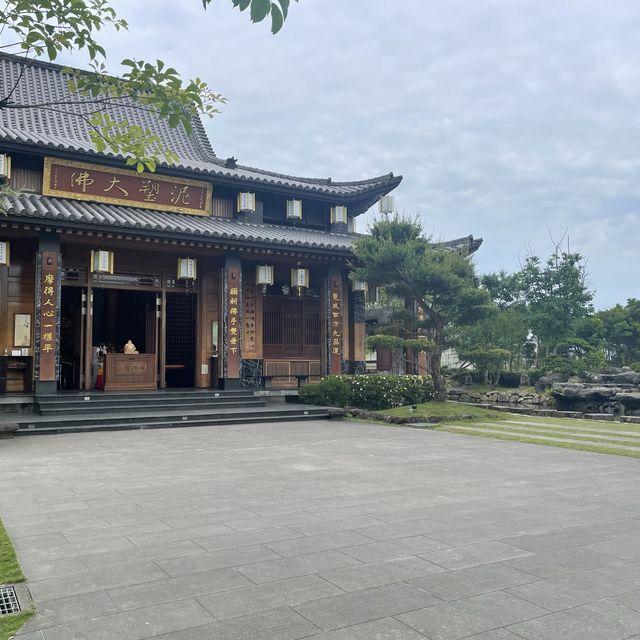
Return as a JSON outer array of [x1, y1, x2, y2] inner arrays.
[[148, 607, 319, 640], [464, 631, 525, 640], [127, 522, 235, 547], [419, 541, 533, 571], [238, 549, 362, 584], [19, 557, 90, 581], [194, 526, 302, 552], [264, 531, 373, 557], [319, 556, 445, 591], [409, 562, 537, 601], [585, 533, 640, 560], [81, 539, 205, 569], [504, 547, 615, 578], [107, 568, 251, 610], [304, 617, 427, 639], [28, 562, 168, 601], [506, 568, 638, 612], [37, 591, 121, 624], [611, 588, 640, 611], [340, 534, 450, 563], [288, 515, 385, 536], [293, 582, 439, 631], [16, 627, 88, 640], [502, 529, 606, 553], [397, 591, 548, 640], [508, 599, 640, 640], [354, 518, 449, 541], [197, 574, 343, 620], [67, 599, 214, 640], [224, 511, 322, 532], [157, 545, 280, 577]]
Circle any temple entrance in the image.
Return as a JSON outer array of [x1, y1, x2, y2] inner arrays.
[[92, 288, 158, 356], [59, 286, 85, 390], [165, 292, 197, 388]]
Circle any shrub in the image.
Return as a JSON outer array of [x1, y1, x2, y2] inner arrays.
[[526, 369, 545, 386], [629, 362, 640, 373], [299, 374, 434, 410], [497, 371, 521, 388], [298, 376, 350, 407]]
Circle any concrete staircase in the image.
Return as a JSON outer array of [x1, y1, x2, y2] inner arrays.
[[3, 389, 330, 435]]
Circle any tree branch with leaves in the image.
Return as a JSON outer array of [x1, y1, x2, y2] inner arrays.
[[0, 0, 297, 171]]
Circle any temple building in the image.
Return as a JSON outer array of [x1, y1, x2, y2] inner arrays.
[[0, 53, 402, 396]]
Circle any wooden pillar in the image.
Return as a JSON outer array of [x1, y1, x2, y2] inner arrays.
[[221, 255, 242, 389], [159, 290, 167, 388], [351, 289, 366, 374], [83, 285, 93, 390], [34, 231, 61, 396]]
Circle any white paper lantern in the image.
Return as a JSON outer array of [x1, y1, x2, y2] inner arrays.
[[0, 240, 9, 266], [286, 199, 303, 220], [291, 268, 309, 289], [352, 279, 368, 292], [90, 250, 114, 274], [379, 195, 395, 214], [237, 192, 256, 213], [330, 205, 348, 224], [177, 257, 197, 279], [256, 264, 274, 286]]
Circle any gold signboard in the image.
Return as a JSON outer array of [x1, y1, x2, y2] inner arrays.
[[43, 157, 213, 216]]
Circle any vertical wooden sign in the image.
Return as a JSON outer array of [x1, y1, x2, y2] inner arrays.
[[329, 275, 343, 374], [226, 265, 241, 379], [242, 270, 259, 358], [37, 251, 60, 381]]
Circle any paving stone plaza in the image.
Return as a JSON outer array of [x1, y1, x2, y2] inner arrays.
[[2, 420, 640, 639]]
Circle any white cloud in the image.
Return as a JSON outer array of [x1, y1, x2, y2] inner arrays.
[[60, 0, 640, 308]]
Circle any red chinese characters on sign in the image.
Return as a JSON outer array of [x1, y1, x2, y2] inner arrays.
[[330, 276, 342, 374], [43, 158, 212, 216], [226, 267, 241, 379], [39, 251, 58, 381]]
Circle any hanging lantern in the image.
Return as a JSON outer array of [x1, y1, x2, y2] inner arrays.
[[90, 250, 114, 274], [352, 278, 368, 292], [286, 199, 303, 220], [379, 195, 394, 214], [256, 264, 274, 293], [330, 205, 348, 224], [291, 267, 309, 296], [177, 257, 197, 279], [0, 240, 9, 266], [237, 191, 256, 213], [0, 154, 11, 182]]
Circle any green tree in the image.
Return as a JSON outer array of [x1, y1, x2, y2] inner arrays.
[[596, 299, 640, 366], [519, 250, 593, 365], [0, 0, 296, 171], [353, 216, 491, 400]]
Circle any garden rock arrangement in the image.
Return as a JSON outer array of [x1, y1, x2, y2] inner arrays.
[[447, 388, 551, 406], [552, 369, 640, 415], [346, 407, 475, 425]]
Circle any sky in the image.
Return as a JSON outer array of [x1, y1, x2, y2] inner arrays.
[[63, 0, 640, 309]]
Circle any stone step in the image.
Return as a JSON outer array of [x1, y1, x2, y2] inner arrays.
[[15, 405, 330, 435]]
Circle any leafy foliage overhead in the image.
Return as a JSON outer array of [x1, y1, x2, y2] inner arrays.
[[0, 0, 296, 171]]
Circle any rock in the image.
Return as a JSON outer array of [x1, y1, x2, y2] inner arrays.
[[557, 411, 583, 419], [327, 408, 346, 420], [535, 373, 569, 393], [614, 392, 640, 408], [583, 413, 614, 421]]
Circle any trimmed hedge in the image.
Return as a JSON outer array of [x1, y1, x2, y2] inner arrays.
[[299, 374, 434, 410]]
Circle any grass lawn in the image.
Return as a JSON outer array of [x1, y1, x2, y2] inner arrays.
[[437, 414, 640, 459], [0, 519, 33, 640], [377, 401, 506, 421], [372, 401, 640, 459]]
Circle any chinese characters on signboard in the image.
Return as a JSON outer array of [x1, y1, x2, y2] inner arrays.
[[330, 277, 342, 374], [243, 273, 257, 356], [226, 266, 241, 379], [43, 157, 212, 216], [38, 251, 59, 381]]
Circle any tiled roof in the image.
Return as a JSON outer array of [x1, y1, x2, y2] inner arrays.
[[0, 53, 401, 199], [1, 193, 357, 253]]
